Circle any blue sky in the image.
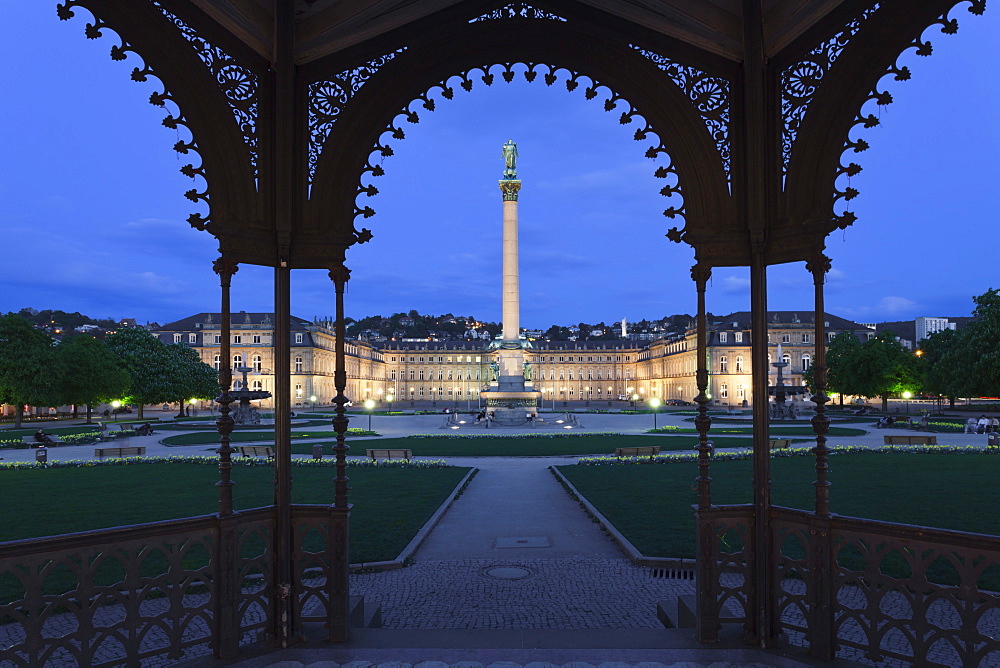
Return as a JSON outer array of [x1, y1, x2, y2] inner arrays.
[[1, 5, 997, 329]]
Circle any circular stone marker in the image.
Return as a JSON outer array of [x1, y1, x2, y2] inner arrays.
[[483, 566, 532, 580]]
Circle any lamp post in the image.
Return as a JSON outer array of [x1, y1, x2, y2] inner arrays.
[[111, 400, 121, 422], [650, 397, 661, 429], [364, 398, 375, 432], [189, 398, 197, 417], [631, 393, 639, 409], [902, 390, 912, 415], [310, 395, 317, 412]]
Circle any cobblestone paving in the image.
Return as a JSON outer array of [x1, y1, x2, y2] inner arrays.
[[264, 662, 777, 668], [349, 558, 695, 630]]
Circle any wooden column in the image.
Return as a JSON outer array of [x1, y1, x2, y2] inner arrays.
[[329, 265, 352, 509], [327, 263, 352, 641], [267, 0, 299, 648], [807, 254, 835, 659], [213, 256, 239, 516], [213, 255, 239, 659], [692, 262, 718, 644], [741, 0, 779, 648]]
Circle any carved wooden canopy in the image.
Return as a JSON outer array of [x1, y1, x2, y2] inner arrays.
[[57, 0, 985, 268]]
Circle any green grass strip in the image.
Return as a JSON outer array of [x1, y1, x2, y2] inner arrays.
[[559, 449, 1000, 562], [0, 462, 468, 565]]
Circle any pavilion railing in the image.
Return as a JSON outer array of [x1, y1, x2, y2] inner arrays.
[[0, 506, 349, 666], [697, 505, 1000, 665]]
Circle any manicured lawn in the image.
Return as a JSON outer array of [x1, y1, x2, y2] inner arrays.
[[660, 425, 866, 437], [0, 425, 104, 439], [161, 429, 377, 445], [164, 433, 756, 456], [340, 435, 743, 457], [559, 452, 1000, 560], [0, 464, 469, 564]]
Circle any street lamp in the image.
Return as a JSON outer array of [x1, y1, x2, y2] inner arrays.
[[650, 397, 661, 429], [631, 393, 639, 409], [902, 391, 912, 415], [111, 400, 121, 422], [188, 398, 197, 417], [364, 398, 375, 432], [310, 395, 317, 412]]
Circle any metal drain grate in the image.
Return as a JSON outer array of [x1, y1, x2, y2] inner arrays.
[[650, 567, 695, 580]]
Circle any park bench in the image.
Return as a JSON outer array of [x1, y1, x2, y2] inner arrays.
[[237, 445, 274, 459], [22, 435, 63, 446], [94, 446, 146, 459], [989, 433, 1000, 447], [614, 445, 661, 459], [366, 448, 413, 461], [768, 439, 792, 450], [883, 435, 937, 446]]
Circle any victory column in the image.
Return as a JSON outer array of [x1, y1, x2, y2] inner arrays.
[[481, 140, 541, 423]]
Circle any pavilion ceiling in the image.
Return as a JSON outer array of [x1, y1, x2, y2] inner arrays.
[[184, 0, 856, 63]]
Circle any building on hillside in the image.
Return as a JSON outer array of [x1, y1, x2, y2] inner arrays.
[[915, 316, 956, 342], [153, 312, 387, 408]]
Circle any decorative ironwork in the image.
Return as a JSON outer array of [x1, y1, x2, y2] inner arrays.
[[700, 504, 1000, 664], [830, 0, 985, 230], [151, 2, 259, 174], [780, 5, 882, 174], [308, 49, 408, 181], [354, 62, 684, 233], [0, 511, 282, 665], [630, 46, 731, 179], [470, 3, 567, 22], [57, 1, 213, 232]]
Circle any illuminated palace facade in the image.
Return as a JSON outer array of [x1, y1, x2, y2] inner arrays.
[[156, 311, 870, 408]]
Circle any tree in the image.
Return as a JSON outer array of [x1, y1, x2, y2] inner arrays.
[[957, 288, 1000, 398], [918, 328, 969, 408], [57, 335, 130, 423], [165, 343, 220, 416], [851, 332, 919, 412], [106, 328, 186, 420], [820, 331, 863, 405], [0, 315, 64, 428]]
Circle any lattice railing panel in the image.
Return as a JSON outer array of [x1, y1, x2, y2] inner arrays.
[[695, 505, 754, 639], [771, 508, 1000, 665], [0, 517, 218, 667]]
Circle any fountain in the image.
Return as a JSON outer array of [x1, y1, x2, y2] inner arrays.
[[228, 366, 272, 425]]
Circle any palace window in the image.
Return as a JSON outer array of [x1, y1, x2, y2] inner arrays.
[[719, 332, 727, 343], [738, 384, 746, 399], [173, 334, 182, 343], [295, 384, 303, 398], [189, 333, 197, 344], [252, 355, 262, 372], [253, 335, 261, 344], [233, 354, 242, 368], [295, 333, 303, 344], [213, 355, 221, 371], [802, 333, 810, 344], [720, 356, 728, 373], [295, 357, 303, 373], [721, 384, 728, 399], [735, 332, 743, 343], [233, 335, 242, 344], [214, 335, 222, 344], [735, 356, 744, 373], [802, 354, 811, 371]]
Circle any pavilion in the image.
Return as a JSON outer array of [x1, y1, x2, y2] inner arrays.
[[2, 1, 994, 665]]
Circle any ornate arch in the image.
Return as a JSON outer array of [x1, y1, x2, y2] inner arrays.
[[780, 0, 986, 240], [57, 0, 265, 240], [303, 17, 737, 264]]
